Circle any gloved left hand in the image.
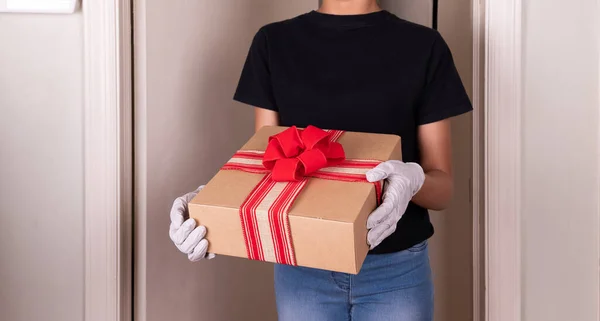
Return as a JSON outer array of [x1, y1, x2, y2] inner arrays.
[[169, 186, 216, 262], [365, 161, 426, 249]]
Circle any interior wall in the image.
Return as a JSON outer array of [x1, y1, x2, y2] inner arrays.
[[135, 1, 318, 321], [0, 12, 84, 321], [381, 1, 475, 320], [435, 0, 475, 319], [435, 1, 475, 320], [380, 0, 432, 26], [521, 0, 600, 320]]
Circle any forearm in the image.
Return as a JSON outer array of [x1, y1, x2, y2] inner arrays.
[[254, 108, 279, 132], [411, 169, 453, 211]]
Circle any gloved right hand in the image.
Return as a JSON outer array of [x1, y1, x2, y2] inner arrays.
[[169, 185, 216, 262]]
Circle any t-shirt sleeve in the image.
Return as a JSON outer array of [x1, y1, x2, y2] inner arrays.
[[233, 28, 278, 111], [416, 32, 473, 125]]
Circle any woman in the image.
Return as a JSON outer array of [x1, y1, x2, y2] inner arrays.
[[169, 0, 472, 320]]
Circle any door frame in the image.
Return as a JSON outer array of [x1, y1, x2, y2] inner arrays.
[[82, 1, 133, 321], [478, 1, 523, 321], [82, 0, 523, 320]]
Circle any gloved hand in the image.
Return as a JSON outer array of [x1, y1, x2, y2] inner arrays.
[[169, 185, 216, 262], [365, 161, 426, 249]]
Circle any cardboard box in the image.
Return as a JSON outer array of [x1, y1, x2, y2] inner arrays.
[[189, 126, 401, 274]]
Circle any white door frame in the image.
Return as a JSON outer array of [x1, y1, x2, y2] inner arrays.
[[480, 1, 523, 321], [82, 0, 523, 320], [83, 1, 133, 321]]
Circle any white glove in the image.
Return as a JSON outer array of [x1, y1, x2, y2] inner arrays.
[[169, 185, 216, 262], [365, 161, 426, 249]]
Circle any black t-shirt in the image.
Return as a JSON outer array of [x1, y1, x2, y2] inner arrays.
[[233, 10, 472, 254]]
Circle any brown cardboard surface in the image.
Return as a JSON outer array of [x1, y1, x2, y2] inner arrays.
[[189, 126, 401, 274]]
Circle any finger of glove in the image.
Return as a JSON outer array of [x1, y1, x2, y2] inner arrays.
[[183, 189, 200, 203], [367, 191, 410, 229], [366, 196, 396, 229], [366, 161, 398, 182], [169, 197, 188, 228], [171, 218, 197, 245], [368, 210, 399, 242], [188, 239, 209, 262], [367, 176, 410, 228], [182, 185, 205, 204], [169, 223, 179, 243], [206, 253, 216, 260], [192, 185, 205, 195], [381, 181, 402, 204], [368, 222, 397, 249], [177, 225, 207, 254], [381, 178, 411, 206]]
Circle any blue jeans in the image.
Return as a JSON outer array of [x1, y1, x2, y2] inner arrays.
[[274, 241, 433, 321]]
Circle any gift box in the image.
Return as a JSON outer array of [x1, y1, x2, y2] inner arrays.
[[189, 126, 401, 274]]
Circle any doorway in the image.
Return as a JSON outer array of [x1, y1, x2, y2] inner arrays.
[[133, 1, 479, 320]]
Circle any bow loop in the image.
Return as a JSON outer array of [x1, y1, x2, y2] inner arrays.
[[262, 126, 346, 181], [300, 125, 330, 150], [298, 149, 328, 175], [272, 125, 304, 157]]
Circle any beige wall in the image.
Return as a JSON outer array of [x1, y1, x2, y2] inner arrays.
[[521, 1, 600, 320], [135, 1, 318, 321], [380, 0, 432, 26], [434, 1, 475, 320], [0, 13, 84, 321]]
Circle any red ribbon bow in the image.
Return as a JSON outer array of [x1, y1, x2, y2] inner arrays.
[[262, 126, 346, 182]]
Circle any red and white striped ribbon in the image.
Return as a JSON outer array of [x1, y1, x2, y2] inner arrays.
[[222, 130, 382, 265]]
